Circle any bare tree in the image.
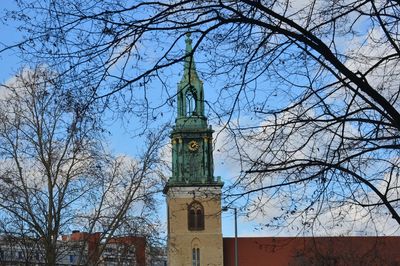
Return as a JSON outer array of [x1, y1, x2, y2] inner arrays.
[[4, 0, 400, 233], [0, 67, 164, 264]]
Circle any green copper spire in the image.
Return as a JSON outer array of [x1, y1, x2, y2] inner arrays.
[[163, 33, 223, 189], [176, 33, 206, 128]]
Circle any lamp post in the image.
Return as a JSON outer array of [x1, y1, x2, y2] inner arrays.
[[222, 206, 238, 266]]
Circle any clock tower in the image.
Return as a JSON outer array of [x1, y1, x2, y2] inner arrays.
[[164, 34, 224, 266]]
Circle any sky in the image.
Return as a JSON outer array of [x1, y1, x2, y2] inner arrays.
[[0, 1, 23, 83], [0, 0, 260, 238]]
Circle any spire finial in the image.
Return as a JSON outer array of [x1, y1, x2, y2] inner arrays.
[[183, 32, 197, 77], [185, 33, 192, 54]]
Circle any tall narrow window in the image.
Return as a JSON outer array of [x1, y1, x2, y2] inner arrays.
[[192, 248, 200, 266], [188, 201, 204, 230], [185, 90, 197, 116]]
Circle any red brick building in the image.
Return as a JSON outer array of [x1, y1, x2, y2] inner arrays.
[[223, 236, 400, 266]]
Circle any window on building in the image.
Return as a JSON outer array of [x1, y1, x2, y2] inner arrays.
[[192, 248, 200, 266], [188, 201, 204, 231], [185, 90, 197, 116]]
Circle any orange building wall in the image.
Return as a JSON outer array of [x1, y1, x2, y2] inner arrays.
[[223, 236, 400, 266]]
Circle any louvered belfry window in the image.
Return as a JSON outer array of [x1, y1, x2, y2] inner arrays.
[[188, 201, 204, 231]]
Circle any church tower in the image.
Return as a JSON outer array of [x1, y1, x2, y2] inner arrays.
[[164, 34, 224, 266]]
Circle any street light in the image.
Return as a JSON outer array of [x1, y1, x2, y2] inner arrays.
[[222, 206, 238, 266]]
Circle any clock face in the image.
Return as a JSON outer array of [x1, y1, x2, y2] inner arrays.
[[188, 140, 200, 152]]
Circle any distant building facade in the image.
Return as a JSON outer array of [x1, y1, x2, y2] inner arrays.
[[0, 236, 46, 265], [0, 231, 165, 266]]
